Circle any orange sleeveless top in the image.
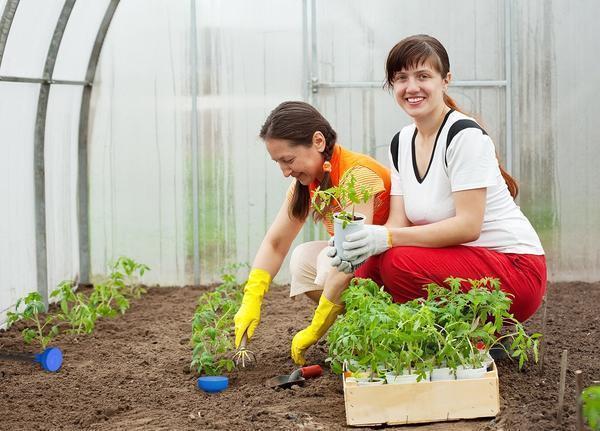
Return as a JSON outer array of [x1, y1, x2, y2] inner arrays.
[[309, 144, 391, 236]]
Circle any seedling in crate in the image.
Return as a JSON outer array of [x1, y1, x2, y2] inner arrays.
[[326, 277, 541, 380]]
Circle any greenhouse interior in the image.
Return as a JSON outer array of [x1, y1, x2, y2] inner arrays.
[[1, 1, 599, 430]]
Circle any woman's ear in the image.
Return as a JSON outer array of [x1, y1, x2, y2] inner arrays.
[[313, 131, 326, 152], [443, 72, 452, 91]]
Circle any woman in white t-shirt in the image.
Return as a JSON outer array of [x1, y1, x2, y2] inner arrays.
[[331, 34, 546, 322]]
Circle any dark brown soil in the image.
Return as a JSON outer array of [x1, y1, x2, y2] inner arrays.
[[0, 281, 598, 430]]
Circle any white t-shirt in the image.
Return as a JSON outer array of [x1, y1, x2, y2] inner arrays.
[[389, 110, 544, 255]]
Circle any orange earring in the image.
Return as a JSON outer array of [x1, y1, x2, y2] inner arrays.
[[322, 161, 332, 172]]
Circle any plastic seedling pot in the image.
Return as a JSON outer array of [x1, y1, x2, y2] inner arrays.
[[430, 367, 456, 381], [456, 365, 487, 380], [197, 376, 229, 393], [386, 371, 430, 384], [333, 212, 365, 260], [357, 377, 384, 386], [0, 347, 63, 372]]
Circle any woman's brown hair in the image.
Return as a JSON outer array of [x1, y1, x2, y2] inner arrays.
[[260, 101, 337, 220], [385, 34, 518, 198]]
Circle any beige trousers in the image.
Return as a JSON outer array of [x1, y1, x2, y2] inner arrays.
[[289, 240, 332, 297]]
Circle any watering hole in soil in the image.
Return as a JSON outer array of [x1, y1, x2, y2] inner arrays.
[[0, 281, 598, 430]]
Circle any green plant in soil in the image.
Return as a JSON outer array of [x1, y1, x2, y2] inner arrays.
[[190, 263, 247, 376], [50, 280, 97, 334], [89, 256, 150, 318], [111, 256, 150, 298], [89, 279, 130, 318], [311, 171, 372, 228], [583, 385, 600, 430], [326, 277, 541, 379], [6, 292, 60, 350], [7, 256, 150, 346]]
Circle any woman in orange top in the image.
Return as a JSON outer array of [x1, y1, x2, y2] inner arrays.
[[234, 101, 391, 365]]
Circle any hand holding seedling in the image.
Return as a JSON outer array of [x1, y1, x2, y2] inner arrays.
[[325, 238, 354, 274], [331, 225, 391, 268]]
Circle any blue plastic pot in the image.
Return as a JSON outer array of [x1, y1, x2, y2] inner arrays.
[[35, 347, 63, 372], [197, 376, 228, 393], [0, 346, 63, 373]]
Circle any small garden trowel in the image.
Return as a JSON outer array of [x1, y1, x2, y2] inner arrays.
[[266, 365, 322, 389]]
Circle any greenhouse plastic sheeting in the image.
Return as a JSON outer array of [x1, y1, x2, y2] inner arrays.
[[52, 0, 111, 82], [0, 0, 599, 328], [45, 85, 82, 291], [0, 83, 39, 321], [0, 1, 64, 78], [88, 0, 304, 286]]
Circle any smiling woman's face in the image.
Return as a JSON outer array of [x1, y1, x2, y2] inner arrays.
[[265, 135, 325, 186], [391, 60, 450, 120]]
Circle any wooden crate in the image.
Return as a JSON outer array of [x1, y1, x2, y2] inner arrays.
[[343, 363, 500, 426]]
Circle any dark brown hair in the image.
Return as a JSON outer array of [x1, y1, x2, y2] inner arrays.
[[385, 34, 518, 198], [260, 101, 337, 220]]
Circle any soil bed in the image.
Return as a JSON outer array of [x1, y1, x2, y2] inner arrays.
[[1, 281, 598, 430]]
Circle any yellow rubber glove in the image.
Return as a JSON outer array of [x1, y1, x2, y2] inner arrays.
[[291, 295, 344, 365], [234, 268, 271, 348]]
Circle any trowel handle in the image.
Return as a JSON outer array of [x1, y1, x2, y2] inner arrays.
[[300, 365, 322, 379]]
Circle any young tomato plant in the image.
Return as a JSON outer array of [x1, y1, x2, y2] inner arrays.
[[50, 280, 97, 334], [6, 292, 60, 350], [111, 256, 150, 298], [190, 264, 246, 376], [327, 276, 542, 379], [424, 277, 541, 370], [311, 171, 372, 228], [88, 256, 150, 318], [89, 281, 130, 318]]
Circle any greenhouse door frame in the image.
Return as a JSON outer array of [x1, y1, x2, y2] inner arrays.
[[301, 0, 514, 175]]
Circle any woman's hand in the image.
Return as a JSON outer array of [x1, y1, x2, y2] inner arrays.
[[341, 225, 391, 266], [326, 238, 354, 273]]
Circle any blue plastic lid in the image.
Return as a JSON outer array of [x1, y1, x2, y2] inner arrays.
[[35, 347, 63, 372], [197, 376, 228, 393]]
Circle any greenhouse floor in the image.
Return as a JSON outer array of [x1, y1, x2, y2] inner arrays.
[[1, 281, 598, 431]]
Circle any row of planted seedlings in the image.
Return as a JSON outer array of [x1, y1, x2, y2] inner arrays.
[[189, 264, 246, 393], [2, 257, 149, 372], [326, 276, 541, 384]]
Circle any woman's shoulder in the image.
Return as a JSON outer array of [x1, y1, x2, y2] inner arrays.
[[394, 123, 416, 145], [445, 110, 485, 132]]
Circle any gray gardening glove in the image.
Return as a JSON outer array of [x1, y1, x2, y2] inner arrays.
[[326, 237, 355, 274], [341, 225, 391, 267]]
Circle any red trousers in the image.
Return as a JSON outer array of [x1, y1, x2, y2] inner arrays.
[[354, 246, 547, 322]]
